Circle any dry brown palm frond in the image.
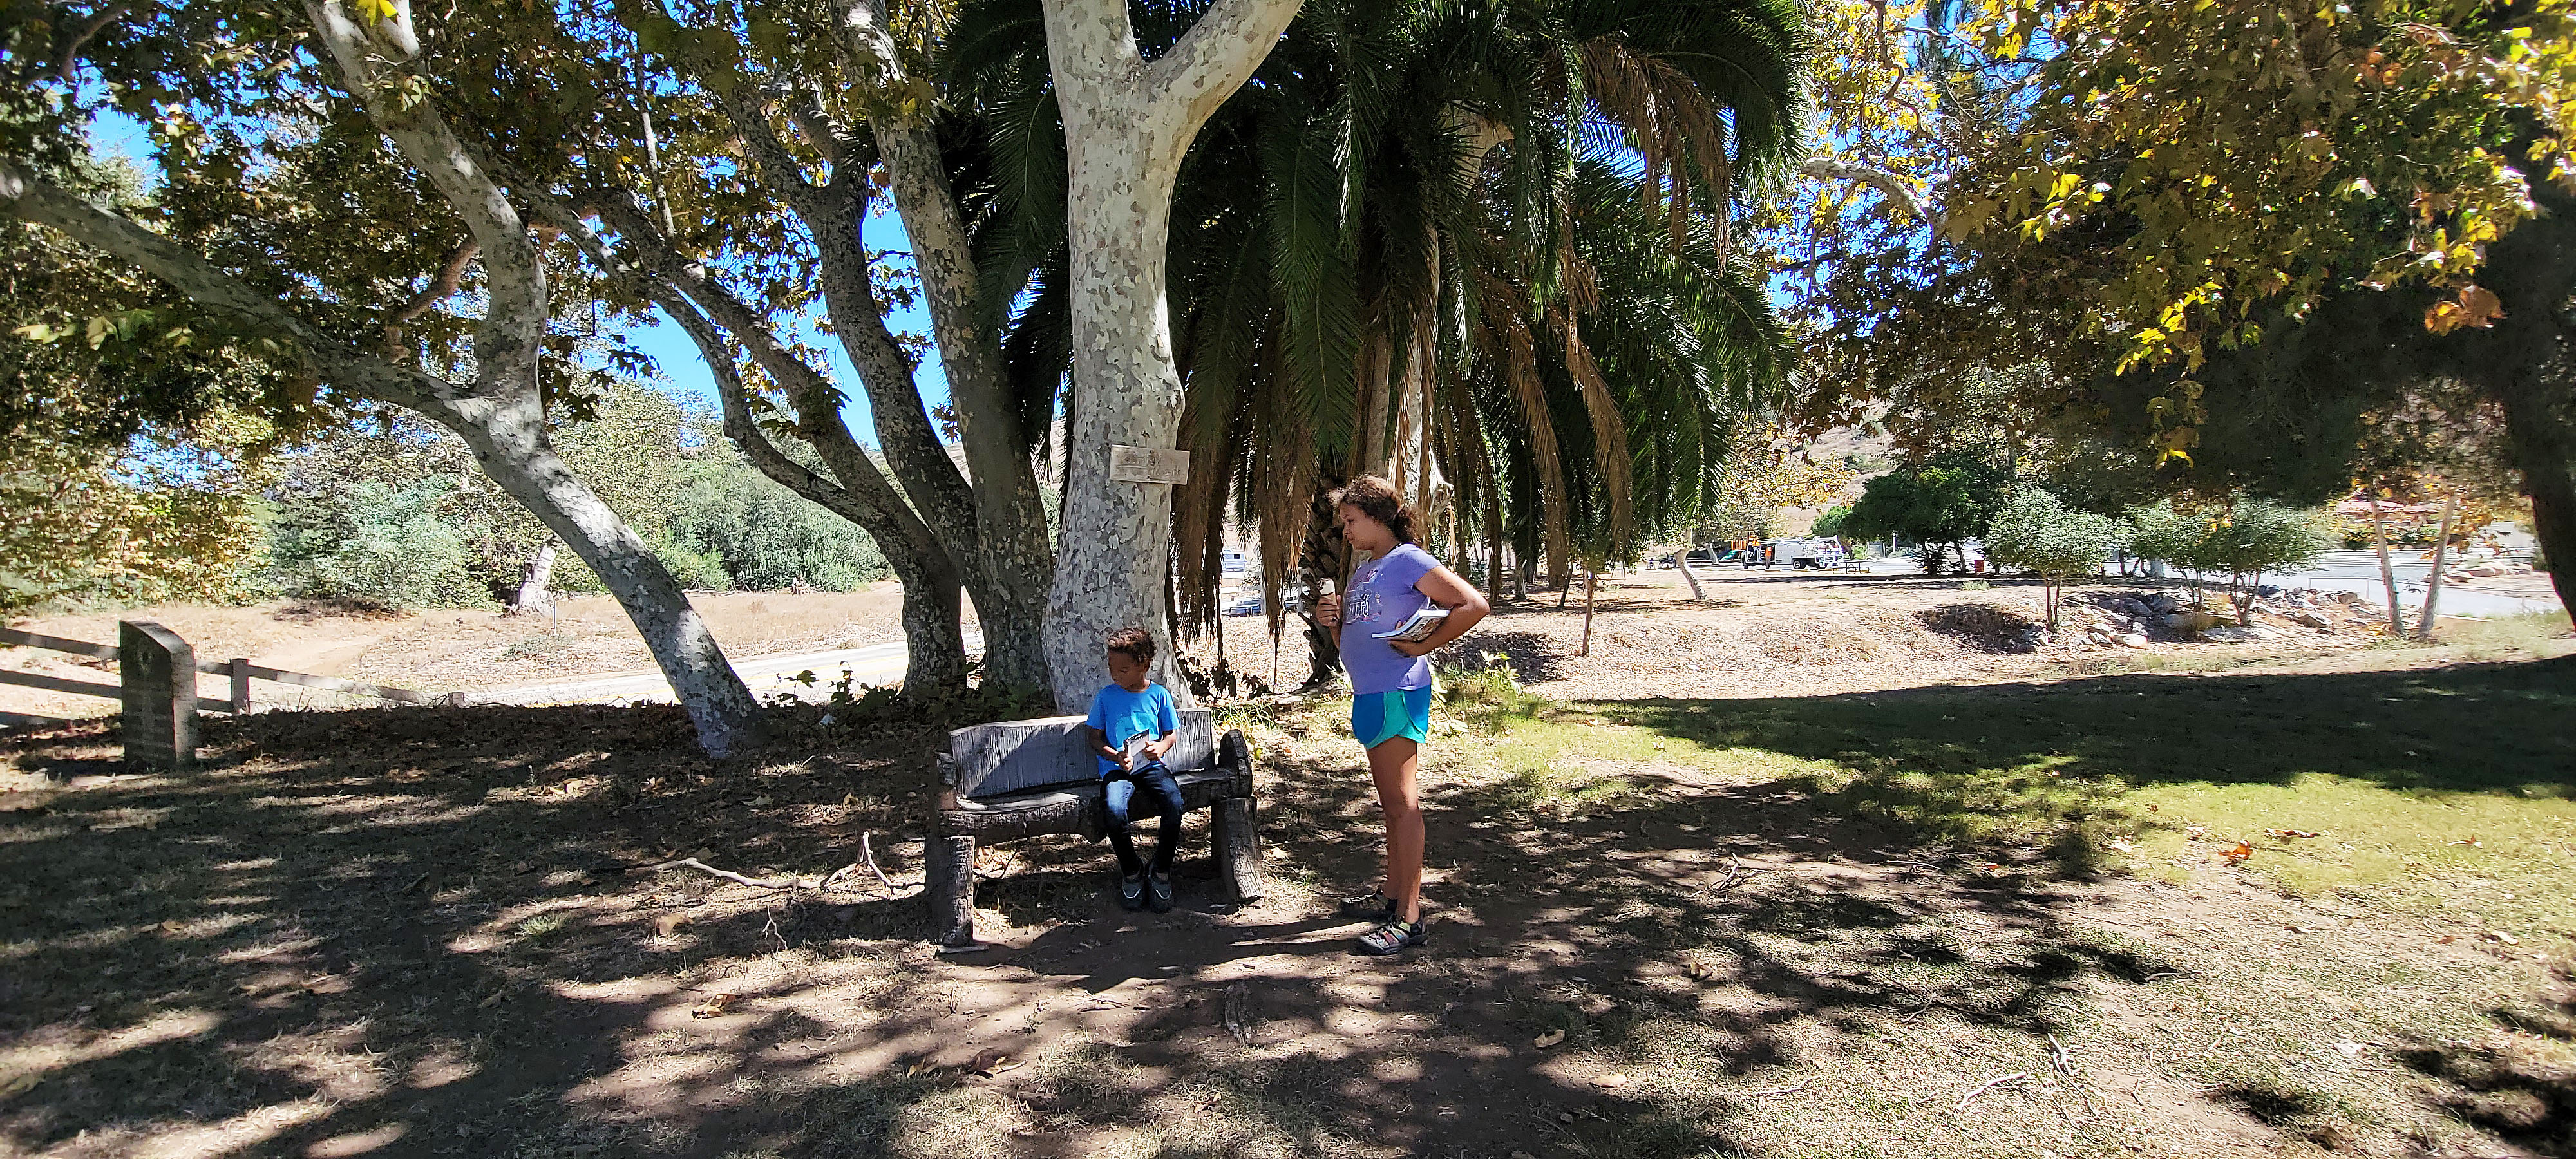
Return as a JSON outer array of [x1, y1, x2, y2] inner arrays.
[[1555, 300, 1635, 551], [1477, 273, 1572, 580]]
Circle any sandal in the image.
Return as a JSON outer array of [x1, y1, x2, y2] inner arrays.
[[1351, 916, 1428, 956], [1339, 889, 1397, 919]]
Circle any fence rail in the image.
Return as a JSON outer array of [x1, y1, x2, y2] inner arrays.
[[2, 621, 457, 765], [0, 628, 118, 661]]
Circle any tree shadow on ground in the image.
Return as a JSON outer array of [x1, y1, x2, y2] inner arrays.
[[2389, 979, 2576, 1156], [1598, 655, 2576, 806], [3, 656, 2564, 1157]]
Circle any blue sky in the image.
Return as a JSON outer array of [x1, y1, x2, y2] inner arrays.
[[620, 210, 947, 444], [89, 108, 947, 447]]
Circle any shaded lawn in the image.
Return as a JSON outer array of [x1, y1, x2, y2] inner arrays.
[[1591, 657, 2576, 929], [0, 656, 2570, 1158]]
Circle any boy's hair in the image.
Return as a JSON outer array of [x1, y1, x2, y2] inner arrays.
[[1104, 627, 1156, 666], [1331, 475, 1416, 543]]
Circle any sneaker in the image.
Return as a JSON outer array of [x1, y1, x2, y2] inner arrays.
[[1119, 872, 1146, 910], [1147, 871, 1175, 913]]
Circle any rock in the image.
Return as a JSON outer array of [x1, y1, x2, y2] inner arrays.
[[2148, 593, 2184, 613], [2117, 633, 2148, 648], [2467, 565, 2505, 578], [2330, 590, 2360, 604], [2164, 610, 2224, 633], [2292, 610, 2334, 630]]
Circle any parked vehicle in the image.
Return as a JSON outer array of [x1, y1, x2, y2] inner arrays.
[[1779, 538, 1849, 570]]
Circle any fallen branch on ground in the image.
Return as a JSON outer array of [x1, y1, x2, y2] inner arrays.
[[860, 831, 896, 896], [1957, 1071, 2029, 1111], [631, 857, 802, 890], [1745, 1080, 1810, 1097]]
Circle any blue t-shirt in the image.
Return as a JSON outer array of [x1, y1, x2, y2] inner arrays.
[[1341, 543, 1441, 694], [1084, 681, 1180, 776]]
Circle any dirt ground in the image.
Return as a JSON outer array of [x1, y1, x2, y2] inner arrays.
[[6, 565, 2511, 724], [1, 641, 2570, 1158], [1212, 566, 2415, 701], [1, 586, 923, 719]]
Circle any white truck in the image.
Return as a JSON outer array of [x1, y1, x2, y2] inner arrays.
[[1772, 537, 1849, 570]]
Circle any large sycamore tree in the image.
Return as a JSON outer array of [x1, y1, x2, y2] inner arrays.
[[0, 0, 769, 754], [1772, 0, 2576, 614]]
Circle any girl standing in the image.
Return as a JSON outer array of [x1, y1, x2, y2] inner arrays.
[[1314, 476, 1490, 955]]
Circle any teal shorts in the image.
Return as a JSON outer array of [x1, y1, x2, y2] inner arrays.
[[1352, 686, 1433, 749]]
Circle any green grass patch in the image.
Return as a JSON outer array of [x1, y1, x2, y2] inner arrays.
[[2441, 610, 2575, 662], [1569, 657, 2574, 906]]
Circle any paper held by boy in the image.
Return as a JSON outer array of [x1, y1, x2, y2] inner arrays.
[[1109, 445, 1191, 485]]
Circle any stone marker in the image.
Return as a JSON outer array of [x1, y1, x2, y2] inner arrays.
[[119, 620, 197, 770]]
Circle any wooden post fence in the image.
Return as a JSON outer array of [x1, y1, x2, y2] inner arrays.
[[1, 621, 460, 768]]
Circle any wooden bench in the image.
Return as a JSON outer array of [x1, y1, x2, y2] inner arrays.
[[924, 708, 1264, 945]]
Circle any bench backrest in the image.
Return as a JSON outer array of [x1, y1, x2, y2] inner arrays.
[[947, 707, 1216, 800]]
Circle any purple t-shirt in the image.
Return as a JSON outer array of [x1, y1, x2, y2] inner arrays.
[[1341, 543, 1439, 694]]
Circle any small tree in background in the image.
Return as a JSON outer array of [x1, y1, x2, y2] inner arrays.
[[2123, 501, 2217, 601], [1984, 489, 2119, 628], [1841, 453, 2014, 574], [1810, 504, 1853, 542], [2198, 500, 2331, 625]]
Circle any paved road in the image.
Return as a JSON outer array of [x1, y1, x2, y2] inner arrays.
[[1713, 547, 2560, 618], [475, 634, 981, 707], [2271, 551, 2558, 618]]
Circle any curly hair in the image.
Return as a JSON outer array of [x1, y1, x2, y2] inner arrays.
[[1331, 475, 1416, 543], [1104, 626, 1157, 666]]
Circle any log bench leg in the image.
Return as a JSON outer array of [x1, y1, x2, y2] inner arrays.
[[1212, 795, 1264, 903], [925, 833, 977, 945]]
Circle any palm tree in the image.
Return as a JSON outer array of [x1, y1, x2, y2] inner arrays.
[[945, 0, 1807, 673]]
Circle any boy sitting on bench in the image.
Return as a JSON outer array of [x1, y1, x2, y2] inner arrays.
[[1084, 628, 1184, 912]]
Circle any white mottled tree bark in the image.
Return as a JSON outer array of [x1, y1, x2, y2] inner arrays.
[[1037, 0, 1302, 708], [0, 0, 769, 756], [510, 540, 558, 616]]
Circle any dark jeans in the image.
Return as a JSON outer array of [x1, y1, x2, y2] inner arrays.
[[1103, 760, 1185, 876]]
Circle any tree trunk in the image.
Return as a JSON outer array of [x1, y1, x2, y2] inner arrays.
[[1037, 0, 1303, 710], [1577, 570, 1598, 655], [1484, 473, 1504, 596], [2369, 500, 2404, 634], [2419, 489, 2457, 640], [1674, 549, 1706, 601], [453, 399, 768, 756], [509, 538, 558, 616], [2491, 360, 2576, 621]]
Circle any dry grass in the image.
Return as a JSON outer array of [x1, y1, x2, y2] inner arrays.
[[0, 650, 2570, 1158]]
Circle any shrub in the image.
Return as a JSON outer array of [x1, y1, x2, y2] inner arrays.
[[1984, 488, 2120, 627], [1809, 504, 1852, 540], [2197, 500, 2329, 625], [265, 480, 482, 608], [1841, 453, 2014, 574], [667, 462, 889, 591]]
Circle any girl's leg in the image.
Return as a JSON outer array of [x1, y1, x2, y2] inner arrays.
[[1367, 737, 1425, 923]]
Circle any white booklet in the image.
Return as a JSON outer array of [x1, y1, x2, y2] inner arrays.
[[1370, 605, 1449, 643]]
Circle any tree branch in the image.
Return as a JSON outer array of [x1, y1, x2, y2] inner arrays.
[[1799, 155, 1938, 231], [304, 0, 545, 394], [1144, 0, 1301, 130], [0, 158, 451, 414], [48, 0, 133, 83], [379, 236, 478, 353]]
